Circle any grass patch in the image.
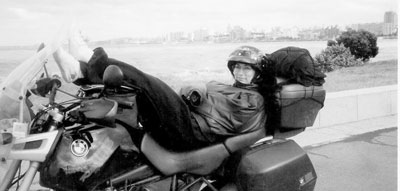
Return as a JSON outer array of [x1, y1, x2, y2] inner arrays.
[[7, 59, 398, 102], [157, 59, 398, 93], [323, 59, 397, 92]]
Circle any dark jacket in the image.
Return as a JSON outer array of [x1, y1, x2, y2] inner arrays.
[[180, 81, 266, 142]]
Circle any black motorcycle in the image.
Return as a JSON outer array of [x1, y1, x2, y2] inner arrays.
[[1, 63, 324, 191]]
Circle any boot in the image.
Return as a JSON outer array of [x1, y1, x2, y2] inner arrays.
[[68, 29, 93, 63], [53, 47, 83, 83]]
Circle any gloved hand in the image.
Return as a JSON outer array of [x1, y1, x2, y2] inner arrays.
[[181, 90, 202, 107], [31, 78, 62, 97], [188, 91, 201, 106], [179, 85, 206, 107]]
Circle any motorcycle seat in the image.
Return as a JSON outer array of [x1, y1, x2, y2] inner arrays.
[[141, 128, 265, 176]]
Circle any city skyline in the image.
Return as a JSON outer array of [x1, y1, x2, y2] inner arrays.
[[0, 0, 398, 46]]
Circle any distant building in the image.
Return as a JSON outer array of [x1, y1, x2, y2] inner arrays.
[[350, 23, 384, 35], [167, 31, 186, 42], [250, 32, 266, 40], [192, 28, 209, 42], [228, 26, 246, 41], [212, 33, 230, 43], [267, 27, 283, 40], [384, 11, 397, 23], [383, 23, 397, 35], [383, 11, 398, 35], [298, 30, 319, 40], [318, 26, 341, 40]]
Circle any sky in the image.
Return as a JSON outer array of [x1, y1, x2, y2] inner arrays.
[[0, 0, 398, 46]]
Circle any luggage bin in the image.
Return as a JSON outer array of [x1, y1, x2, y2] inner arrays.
[[227, 139, 317, 191], [276, 84, 325, 129]]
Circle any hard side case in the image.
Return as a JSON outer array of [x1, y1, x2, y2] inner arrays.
[[226, 139, 317, 191]]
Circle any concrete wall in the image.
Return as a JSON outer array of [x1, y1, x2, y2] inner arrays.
[[312, 85, 397, 128], [0, 85, 397, 133]]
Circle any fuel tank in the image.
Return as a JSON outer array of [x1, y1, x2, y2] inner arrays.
[[39, 124, 147, 191]]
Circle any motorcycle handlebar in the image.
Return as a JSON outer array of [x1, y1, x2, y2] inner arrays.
[[49, 82, 59, 105]]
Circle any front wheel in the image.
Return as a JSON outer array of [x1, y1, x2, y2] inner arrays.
[[0, 160, 45, 191]]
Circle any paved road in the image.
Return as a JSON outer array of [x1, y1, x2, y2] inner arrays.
[[305, 127, 397, 191], [1, 126, 396, 191]]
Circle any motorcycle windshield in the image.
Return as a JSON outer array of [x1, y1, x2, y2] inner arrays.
[[0, 25, 70, 129]]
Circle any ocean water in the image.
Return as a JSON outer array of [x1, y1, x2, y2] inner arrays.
[[0, 39, 397, 85]]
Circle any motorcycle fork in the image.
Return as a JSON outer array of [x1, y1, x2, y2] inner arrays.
[[0, 130, 61, 191], [0, 160, 21, 191], [0, 160, 40, 191], [16, 161, 40, 191]]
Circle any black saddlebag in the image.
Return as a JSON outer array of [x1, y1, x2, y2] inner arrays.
[[228, 139, 316, 191], [276, 84, 325, 129]]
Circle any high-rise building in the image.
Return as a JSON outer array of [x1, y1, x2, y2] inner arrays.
[[228, 26, 246, 41], [383, 11, 398, 35], [192, 28, 209, 42], [350, 23, 384, 35], [384, 11, 397, 23], [167, 31, 186, 42]]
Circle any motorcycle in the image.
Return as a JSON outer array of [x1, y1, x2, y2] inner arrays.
[[0, 32, 323, 191]]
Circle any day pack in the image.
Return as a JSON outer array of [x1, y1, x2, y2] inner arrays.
[[268, 47, 326, 86]]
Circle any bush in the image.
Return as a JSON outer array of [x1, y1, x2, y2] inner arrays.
[[327, 40, 337, 46], [315, 44, 364, 72], [335, 29, 379, 61]]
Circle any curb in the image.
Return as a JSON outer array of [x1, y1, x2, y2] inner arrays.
[[291, 114, 398, 147], [311, 85, 397, 129]]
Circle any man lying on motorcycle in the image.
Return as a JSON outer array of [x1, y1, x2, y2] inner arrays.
[[39, 32, 278, 152]]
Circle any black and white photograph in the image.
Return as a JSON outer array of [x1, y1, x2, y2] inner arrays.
[[0, 0, 398, 190]]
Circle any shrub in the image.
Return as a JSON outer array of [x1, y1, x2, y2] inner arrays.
[[327, 40, 337, 46], [315, 44, 364, 72], [335, 29, 379, 61]]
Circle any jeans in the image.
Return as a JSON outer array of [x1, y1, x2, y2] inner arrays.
[[76, 47, 210, 151]]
